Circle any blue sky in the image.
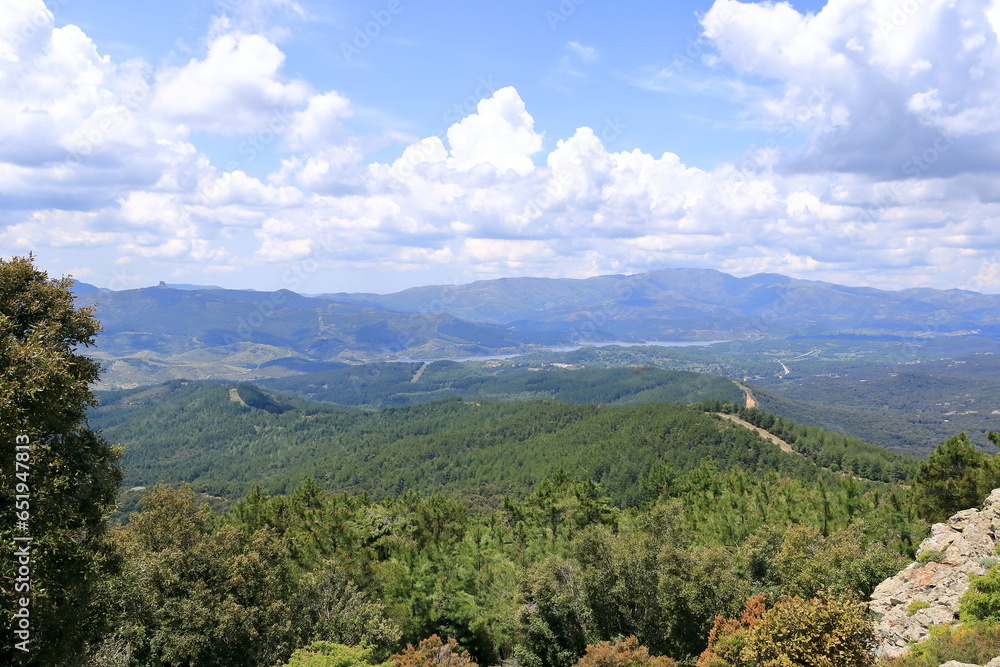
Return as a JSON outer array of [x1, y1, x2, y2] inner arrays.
[[3, 0, 1000, 294], [56, 0, 807, 171]]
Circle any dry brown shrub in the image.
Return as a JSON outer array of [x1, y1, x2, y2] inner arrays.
[[573, 635, 676, 667], [389, 635, 477, 667]]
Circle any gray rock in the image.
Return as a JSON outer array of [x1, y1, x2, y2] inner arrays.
[[871, 488, 1000, 659]]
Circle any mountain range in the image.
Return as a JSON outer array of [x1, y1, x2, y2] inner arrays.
[[73, 268, 1000, 388], [327, 268, 1000, 336]]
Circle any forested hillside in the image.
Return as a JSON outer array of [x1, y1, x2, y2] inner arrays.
[[488, 337, 1000, 456], [91, 451, 935, 666], [11, 257, 1000, 667], [92, 376, 918, 512], [256, 362, 744, 407]]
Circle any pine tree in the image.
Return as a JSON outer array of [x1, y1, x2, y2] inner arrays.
[[911, 433, 996, 523]]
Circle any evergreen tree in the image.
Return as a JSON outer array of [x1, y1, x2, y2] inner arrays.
[[0, 255, 122, 665], [911, 433, 999, 523]]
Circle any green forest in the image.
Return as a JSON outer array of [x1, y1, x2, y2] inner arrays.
[[255, 362, 745, 407], [9, 255, 1000, 667], [90, 378, 917, 508], [81, 375, 995, 667]]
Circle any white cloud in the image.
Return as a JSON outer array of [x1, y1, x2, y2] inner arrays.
[[273, 142, 366, 194], [445, 87, 543, 176], [284, 91, 353, 151], [6, 0, 1000, 295], [209, 0, 306, 38], [567, 41, 599, 63], [701, 0, 1000, 177], [153, 33, 309, 135]]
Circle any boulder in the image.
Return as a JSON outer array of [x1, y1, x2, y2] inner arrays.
[[870, 488, 1000, 658]]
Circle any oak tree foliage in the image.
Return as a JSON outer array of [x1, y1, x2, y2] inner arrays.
[[0, 255, 122, 666]]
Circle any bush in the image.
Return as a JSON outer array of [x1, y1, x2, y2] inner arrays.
[[697, 594, 875, 667], [962, 565, 1000, 624], [879, 623, 1000, 667], [917, 549, 946, 564], [390, 635, 478, 667], [283, 642, 391, 667], [573, 636, 675, 667]]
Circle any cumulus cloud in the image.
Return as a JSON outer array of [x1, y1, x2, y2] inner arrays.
[[284, 91, 353, 151], [153, 33, 310, 135], [6, 0, 1000, 295], [445, 87, 543, 176], [701, 0, 1000, 177]]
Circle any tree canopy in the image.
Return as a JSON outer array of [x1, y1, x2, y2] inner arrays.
[[0, 255, 122, 665]]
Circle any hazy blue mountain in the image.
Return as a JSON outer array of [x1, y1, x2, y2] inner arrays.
[[74, 285, 529, 387], [161, 281, 226, 290], [70, 279, 104, 294], [327, 268, 1000, 340], [73, 268, 1000, 388]]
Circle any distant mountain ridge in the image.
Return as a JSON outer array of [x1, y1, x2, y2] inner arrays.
[[326, 268, 1000, 340], [73, 268, 1000, 387], [75, 285, 528, 387]]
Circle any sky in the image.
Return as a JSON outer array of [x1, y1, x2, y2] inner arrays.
[[2, 0, 1000, 294]]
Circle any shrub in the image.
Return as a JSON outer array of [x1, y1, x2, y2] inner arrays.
[[697, 595, 767, 667], [573, 636, 675, 667], [390, 635, 478, 667], [283, 642, 390, 667], [879, 623, 1000, 667], [917, 549, 946, 564], [961, 565, 1000, 624], [697, 594, 875, 667]]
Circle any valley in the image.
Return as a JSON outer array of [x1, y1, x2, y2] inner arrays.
[[11, 258, 1000, 667], [76, 269, 1000, 458]]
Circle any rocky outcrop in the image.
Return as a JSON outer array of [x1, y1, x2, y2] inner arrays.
[[870, 489, 1000, 661]]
